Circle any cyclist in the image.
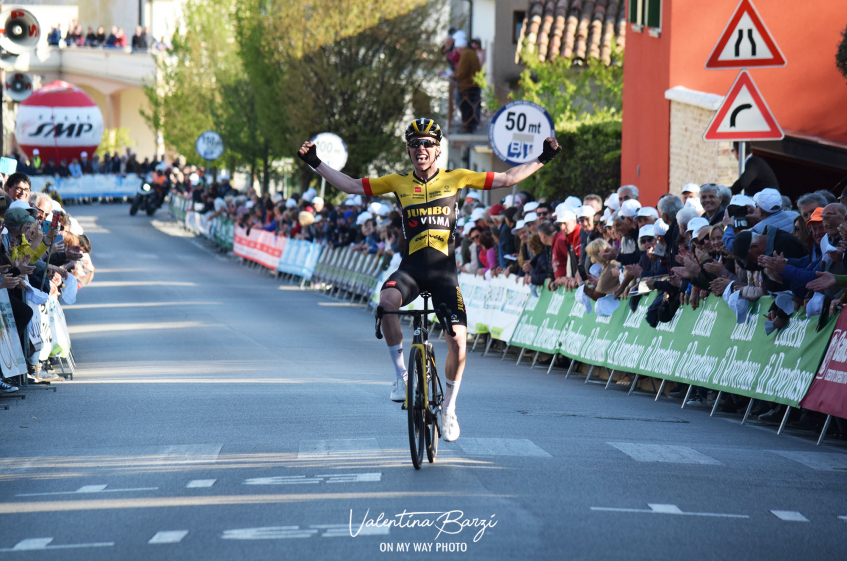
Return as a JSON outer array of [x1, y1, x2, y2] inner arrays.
[[298, 118, 560, 441]]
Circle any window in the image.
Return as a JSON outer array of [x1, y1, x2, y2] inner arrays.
[[628, 0, 661, 29], [513, 11, 525, 44]]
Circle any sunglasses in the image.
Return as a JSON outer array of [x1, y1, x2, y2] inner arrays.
[[407, 139, 439, 149], [470, 234, 479, 241]]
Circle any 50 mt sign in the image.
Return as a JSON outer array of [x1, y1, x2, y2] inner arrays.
[[489, 101, 555, 166]]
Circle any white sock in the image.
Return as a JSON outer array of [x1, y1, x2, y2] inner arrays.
[[388, 344, 406, 381], [444, 378, 461, 414]]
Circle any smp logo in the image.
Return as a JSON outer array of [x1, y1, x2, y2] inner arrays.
[[27, 122, 95, 138]]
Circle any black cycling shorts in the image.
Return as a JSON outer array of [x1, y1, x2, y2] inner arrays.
[[381, 265, 467, 327]]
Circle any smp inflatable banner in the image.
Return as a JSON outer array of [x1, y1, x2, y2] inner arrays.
[[509, 286, 835, 408]]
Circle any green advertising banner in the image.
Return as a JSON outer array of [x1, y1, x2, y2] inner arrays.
[[509, 286, 837, 407]]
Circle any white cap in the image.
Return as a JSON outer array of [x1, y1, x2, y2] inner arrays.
[[368, 201, 382, 214], [353, 194, 363, 206], [729, 194, 756, 208], [653, 218, 669, 236], [313, 196, 324, 207], [577, 205, 595, 219], [465, 191, 481, 201], [636, 206, 659, 219], [639, 224, 656, 239], [755, 188, 782, 212], [462, 222, 475, 236], [524, 211, 539, 223], [681, 183, 700, 194], [469, 207, 485, 222], [189, 172, 200, 186], [605, 193, 620, 211], [564, 196, 582, 210], [589, 263, 603, 277], [271, 193, 283, 203], [344, 198, 356, 206], [575, 284, 592, 314], [69, 216, 84, 235], [685, 216, 710, 235], [619, 199, 642, 218], [556, 209, 576, 223], [601, 208, 612, 224], [302, 187, 317, 203], [378, 203, 392, 216], [502, 194, 515, 207], [552, 203, 569, 218], [285, 198, 297, 209], [80, 151, 87, 157], [33, 149, 39, 155], [9, 200, 35, 215], [685, 196, 704, 214], [511, 219, 526, 235], [356, 211, 373, 225], [523, 201, 539, 213], [245, 200, 255, 209]]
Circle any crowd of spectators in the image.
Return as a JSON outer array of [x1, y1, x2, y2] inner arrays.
[[46, 19, 169, 52], [0, 172, 95, 394], [6, 149, 165, 179], [176, 140, 842, 433]]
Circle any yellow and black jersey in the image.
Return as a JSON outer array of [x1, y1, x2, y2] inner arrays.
[[362, 168, 494, 261]]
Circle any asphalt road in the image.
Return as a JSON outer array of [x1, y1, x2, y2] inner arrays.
[[1, 203, 846, 561]]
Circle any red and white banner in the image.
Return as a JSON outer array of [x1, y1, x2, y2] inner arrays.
[[800, 311, 847, 419], [233, 226, 287, 270]]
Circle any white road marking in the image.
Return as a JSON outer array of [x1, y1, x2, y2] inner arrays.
[[457, 438, 552, 457], [591, 503, 748, 518], [768, 450, 847, 471], [16, 484, 158, 497], [186, 479, 216, 488], [838, 515, 847, 521], [311, 524, 389, 537], [221, 527, 319, 540], [298, 439, 381, 459], [771, 510, 809, 522], [608, 443, 722, 465], [244, 476, 322, 485], [148, 531, 189, 544], [0, 538, 114, 551], [243, 473, 381, 485], [155, 444, 223, 464]]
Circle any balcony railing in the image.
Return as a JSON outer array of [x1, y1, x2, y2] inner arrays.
[[9, 47, 157, 86]]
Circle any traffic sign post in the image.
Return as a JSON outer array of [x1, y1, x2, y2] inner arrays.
[[703, 70, 783, 143], [705, 0, 785, 69], [489, 101, 555, 167], [310, 132, 348, 199], [196, 130, 224, 184]]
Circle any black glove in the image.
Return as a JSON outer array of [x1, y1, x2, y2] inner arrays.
[[298, 144, 322, 169], [537, 138, 562, 165]]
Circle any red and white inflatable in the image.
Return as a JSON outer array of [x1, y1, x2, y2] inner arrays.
[[14, 80, 104, 163]]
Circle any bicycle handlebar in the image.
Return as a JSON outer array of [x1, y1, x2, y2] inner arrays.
[[374, 304, 456, 339]]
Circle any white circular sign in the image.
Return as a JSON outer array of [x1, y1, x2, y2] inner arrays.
[[488, 101, 555, 166], [311, 132, 348, 171], [196, 130, 224, 160]]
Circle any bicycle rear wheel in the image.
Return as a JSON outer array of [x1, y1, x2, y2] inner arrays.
[[425, 354, 441, 463], [407, 347, 425, 469]]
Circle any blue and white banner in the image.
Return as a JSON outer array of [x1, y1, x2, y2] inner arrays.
[[277, 240, 323, 281], [30, 174, 143, 199]]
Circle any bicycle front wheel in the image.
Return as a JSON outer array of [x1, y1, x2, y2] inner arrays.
[[407, 346, 425, 469]]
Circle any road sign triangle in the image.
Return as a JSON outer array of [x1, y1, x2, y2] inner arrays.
[[705, 0, 786, 69], [703, 70, 783, 141]]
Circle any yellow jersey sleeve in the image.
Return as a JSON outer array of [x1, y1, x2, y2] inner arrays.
[[362, 175, 400, 196], [453, 169, 496, 191]]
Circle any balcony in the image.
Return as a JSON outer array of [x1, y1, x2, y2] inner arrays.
[[7, 47, 157, 87]]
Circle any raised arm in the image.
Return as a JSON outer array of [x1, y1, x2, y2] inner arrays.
[[297, 141, 366, 195], [489, 137, 561, 189]]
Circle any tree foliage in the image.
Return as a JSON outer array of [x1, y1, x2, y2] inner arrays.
[[143, 0, 446, 192], [837, 24, 847, 81]]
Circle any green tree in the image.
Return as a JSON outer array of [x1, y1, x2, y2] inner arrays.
[[837, 24, 847, 81]]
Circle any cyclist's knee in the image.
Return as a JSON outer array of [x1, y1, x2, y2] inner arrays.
[[379, 288, 402, 310]]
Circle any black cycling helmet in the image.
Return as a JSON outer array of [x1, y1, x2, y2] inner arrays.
[[404, 118, 442, 144]]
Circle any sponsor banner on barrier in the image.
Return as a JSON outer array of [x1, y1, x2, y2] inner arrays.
[[456, 273, 530, 340], [185, 211, 211, 237], [0, 289, 28, 377], [277, 240, 323, 281], [48, 297, 72, 359], [800, 311, 847, 418], [30, 174, 143, 200], [460, 274, 489, 335], [233, 226, 287, 270], [509, 286, 835, 407]]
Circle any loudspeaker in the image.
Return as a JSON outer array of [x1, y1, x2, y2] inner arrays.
[[0, 9, 40, 54], [4, 71, 32, 101]]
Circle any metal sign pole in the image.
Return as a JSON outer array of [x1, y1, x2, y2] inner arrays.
[[738, 142, 746, 177], [320, 177, 326, 200]]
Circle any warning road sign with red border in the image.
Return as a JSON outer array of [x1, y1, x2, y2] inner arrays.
[[703, 70, 783, 141], [705, 0, 786, 69]]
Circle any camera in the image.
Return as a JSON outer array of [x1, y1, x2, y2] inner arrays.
[[727, 205, 748, 229]]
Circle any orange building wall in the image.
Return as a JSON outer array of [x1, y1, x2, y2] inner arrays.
[[622, 0, 847, 205]]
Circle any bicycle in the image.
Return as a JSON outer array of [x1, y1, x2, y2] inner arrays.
[[375, 294, 455, 469]]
